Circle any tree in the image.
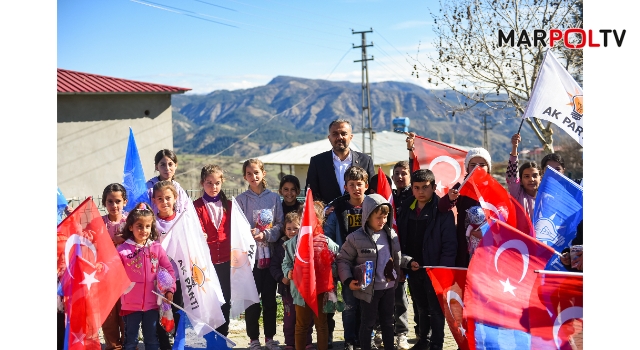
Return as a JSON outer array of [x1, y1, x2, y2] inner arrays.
[[411, 0, 583, 152]]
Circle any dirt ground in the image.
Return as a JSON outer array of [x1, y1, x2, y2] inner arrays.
[[101, 286, 458, 350], [101, 285, 460, 349], [226, 293, 460, 350]]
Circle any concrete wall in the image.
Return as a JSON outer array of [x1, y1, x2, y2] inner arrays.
[[57, 94, 174, 200]]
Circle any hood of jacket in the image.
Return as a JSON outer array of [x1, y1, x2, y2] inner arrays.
[[361, 193, 392, 232]]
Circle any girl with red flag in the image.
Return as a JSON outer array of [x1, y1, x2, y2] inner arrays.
[[283, 195, 339, 350]]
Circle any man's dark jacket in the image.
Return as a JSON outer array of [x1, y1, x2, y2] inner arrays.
[[306, 149, 375, 204]]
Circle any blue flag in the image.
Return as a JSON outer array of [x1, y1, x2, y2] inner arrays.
[[57, 187, 68, 225], [533, 166, 583, 271], [172, 310, 232, 350], [123, 128, 149, 212], [474, 322, 531, 349]]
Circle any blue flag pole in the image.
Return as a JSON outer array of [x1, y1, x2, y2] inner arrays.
[[123, 127, 149, 211]]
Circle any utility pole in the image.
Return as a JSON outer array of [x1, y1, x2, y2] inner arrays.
[[353, 28, 374, 163], [481, 110, 502, 153]]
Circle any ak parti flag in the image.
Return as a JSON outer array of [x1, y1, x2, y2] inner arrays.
[[426, 267, 473, 350], [294, 188, 318, 315], [229, 197, 260, 319], [161, 202, 226, 336], [464, 220, 555, 336], [521, 50, 583, 146], [411, 135, 467, 196], [460, 166, 534, 237], [529, 271, 583, 350], [58, 198, 131, 350]]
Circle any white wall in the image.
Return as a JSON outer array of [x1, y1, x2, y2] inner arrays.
[[57, 94, 175, 200]]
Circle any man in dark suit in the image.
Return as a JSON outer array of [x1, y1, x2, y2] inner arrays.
[[307, 119, 375, 205]]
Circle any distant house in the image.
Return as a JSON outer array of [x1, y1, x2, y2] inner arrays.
[[57, 68, 190, 201], [256, 131, 471, 189]]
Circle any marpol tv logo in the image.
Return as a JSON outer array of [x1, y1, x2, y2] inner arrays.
[[498, 28, 626, 48]]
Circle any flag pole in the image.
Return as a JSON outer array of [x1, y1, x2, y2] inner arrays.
[[516, 118, 525, 134], [152, 290, 236, 347], [422, 266, 468, 270], [534, 270, 583, 277]]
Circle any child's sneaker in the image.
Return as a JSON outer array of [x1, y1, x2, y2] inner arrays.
[[396, 333, 410, 350], [249, 340, 262, 350], [265, 338, 282, 350], [374, 330, 383, 347]]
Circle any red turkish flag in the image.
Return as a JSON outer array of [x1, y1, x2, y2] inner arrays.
[[464, 220, 555, 333], [375, 167, 397, 232], [459, 166, 534, 237], [411, 135, 467, 196], [58, 198, 131, 350], [426, 267, 473, 350], [294, 189, 318, 315], [529, 272, 583, 350]]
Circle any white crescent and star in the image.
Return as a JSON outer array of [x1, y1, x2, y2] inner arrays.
[[71, 331, 86, 345], [428, 156, 462, 185], [295, 226, 313, 263], [479, 196, 506, 222], [446, 290, 466, 337], [64, 234, 97, 279], [553, 306, 583, 349], [494, 239, 529, 296], [79, 270, 100, 291]]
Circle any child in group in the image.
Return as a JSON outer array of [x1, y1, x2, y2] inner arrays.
[[146, 149, 191, 215], [323, 166, 369, 350], [280, 175, 304, 215], [271, 212, 314, 350], [506, 133, 541, 219], [100, 183, 129, 350], [390, 161, 415, 349], [117, 202, 176, 350], [283, 201, 340, 350], [540, 152, 566, 176], [396, 169, 457, 350], [150, 180, 184, 350], [236, 158, 284, 350], [442, 146, 491, 267], [336, 194, 404, 350], [193, 164, 232, 336]]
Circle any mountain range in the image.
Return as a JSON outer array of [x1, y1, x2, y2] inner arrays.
[[171, 76, 573, 162]]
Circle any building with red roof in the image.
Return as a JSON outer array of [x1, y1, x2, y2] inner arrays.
[[58, 68, 191, 201]]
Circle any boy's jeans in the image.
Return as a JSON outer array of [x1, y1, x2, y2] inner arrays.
[[341, 285, 361, 344]]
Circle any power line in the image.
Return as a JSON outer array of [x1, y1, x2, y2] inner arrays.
[[129, 0, 345, 51], [193, 0, 351, 39]]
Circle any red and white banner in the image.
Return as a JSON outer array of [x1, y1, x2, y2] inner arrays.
[[412, 135, 467, 196]]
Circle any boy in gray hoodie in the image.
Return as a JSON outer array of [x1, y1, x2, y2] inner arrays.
[[336, 194, 411, 350]]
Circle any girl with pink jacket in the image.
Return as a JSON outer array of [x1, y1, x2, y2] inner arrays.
[[117, 203, 176, 350]]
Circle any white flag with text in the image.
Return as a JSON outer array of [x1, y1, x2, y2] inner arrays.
[[522, 50, 583, 146], [229, 197, 260, 319], [162, 201, 226, 336]]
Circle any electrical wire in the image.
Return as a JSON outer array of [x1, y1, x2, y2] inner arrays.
[[129, 0, 345, 51]]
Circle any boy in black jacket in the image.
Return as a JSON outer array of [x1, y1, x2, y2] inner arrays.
[[396, 169, 457, 350]]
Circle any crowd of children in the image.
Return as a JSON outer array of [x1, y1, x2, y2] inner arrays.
[[58, 126, 582, 350]]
